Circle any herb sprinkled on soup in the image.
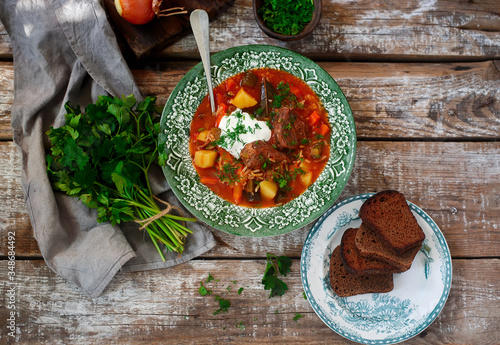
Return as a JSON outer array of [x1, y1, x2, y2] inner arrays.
[[190, 68, 330, 208]]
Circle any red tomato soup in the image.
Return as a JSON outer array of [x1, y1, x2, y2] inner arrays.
[[189, 68, 330, 208]]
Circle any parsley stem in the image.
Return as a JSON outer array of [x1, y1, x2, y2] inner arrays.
[[164, 217, 192, 236], [146, 228, 167, 261], [139, 208, 182, 251], [125, 198, 196, 223], [163, 222, 183, 244], [148, 227, 179, 251]]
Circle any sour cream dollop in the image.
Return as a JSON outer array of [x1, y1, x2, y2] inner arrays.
[[217, 108, 272, 159]]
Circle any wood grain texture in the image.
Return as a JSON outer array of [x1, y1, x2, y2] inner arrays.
[[1, 60, 499, 141], [0, 22, 12, 59], [2, 140, 498, 258], [1, 0, 499, 61], [155, 0, 500, 61], [0, 62, 14, 140], [0, 259, 498, 344]]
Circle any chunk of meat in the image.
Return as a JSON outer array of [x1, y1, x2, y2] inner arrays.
[[240, 140, 290, 170], [272, 107, 308, 150]]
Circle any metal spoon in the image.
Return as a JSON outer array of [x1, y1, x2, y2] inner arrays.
[[190, 9, 215, 113]]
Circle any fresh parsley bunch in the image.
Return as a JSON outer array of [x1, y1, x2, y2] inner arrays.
[[262, 253, 292, 298], [46, 94, 195, 261]]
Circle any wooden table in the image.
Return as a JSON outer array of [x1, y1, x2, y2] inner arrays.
[[1, 0, 499, 344]]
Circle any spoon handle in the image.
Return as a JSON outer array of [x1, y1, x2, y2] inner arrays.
[[190, 9, 215, 113]]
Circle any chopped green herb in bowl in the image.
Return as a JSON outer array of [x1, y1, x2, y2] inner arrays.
[[253, 0, 322, 41]]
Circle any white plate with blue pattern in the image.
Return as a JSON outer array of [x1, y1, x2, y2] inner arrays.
[[300, 193, 452, 344]]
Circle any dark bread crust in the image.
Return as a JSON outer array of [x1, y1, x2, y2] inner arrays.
[[340, 228, 402, 275], [355, 223, 421, 271], [330, 246, 394, 297], [359, 190, 425, 253]]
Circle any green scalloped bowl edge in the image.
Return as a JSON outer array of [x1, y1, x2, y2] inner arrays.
[[159, 44, 356, 237]]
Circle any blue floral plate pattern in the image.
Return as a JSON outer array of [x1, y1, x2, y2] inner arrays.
[[159, 45, 356, 237], [300, 193, 452, 344]]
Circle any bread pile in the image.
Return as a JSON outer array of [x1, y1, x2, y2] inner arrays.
[[330, 190, 425, 297]]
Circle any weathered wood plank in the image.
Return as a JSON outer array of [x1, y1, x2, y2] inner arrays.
[[0, 21, 12, 59], [1, 60, 499, 141], [0, 259, 498, 344], [1, 0, 499, 61], [1, 140, 499, 258], [0, 62, 14, 140], [159, 0, 500, 61]]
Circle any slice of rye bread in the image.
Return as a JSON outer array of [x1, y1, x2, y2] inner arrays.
[[330, 245, 394, 297], [355, 223, 421, 272], [359, 190, 425, 253], [340, 228, 403, 276]]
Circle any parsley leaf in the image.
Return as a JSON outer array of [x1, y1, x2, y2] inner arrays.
[[293, 313, 305, 322], [262, 253, 292, 298], [199, 282, 211, 296], [213, 295, 231, 315]]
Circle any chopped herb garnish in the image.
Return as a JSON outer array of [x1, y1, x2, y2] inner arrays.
[[217, 163, 239, 184], [238, 287, 244, 295], [272, 167, 305, 192], [272, 82, 301, 109]]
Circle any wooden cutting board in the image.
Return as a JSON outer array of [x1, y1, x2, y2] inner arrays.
[[103, 0, 234, 60]]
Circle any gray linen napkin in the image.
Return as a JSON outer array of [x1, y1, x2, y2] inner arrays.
[[0, 0, 216, 297]]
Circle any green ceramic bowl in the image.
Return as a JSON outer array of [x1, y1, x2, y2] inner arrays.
[[159, 45, 356, 237]]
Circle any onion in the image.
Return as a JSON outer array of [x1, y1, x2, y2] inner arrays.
[[114, 0, 187, 25]]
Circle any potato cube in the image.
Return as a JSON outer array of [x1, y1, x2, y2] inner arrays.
[[300, 171, 313, 188], [299, 160, 310, 171], [230, 88, 258, 109], [259, 180, 278, 200], [196, 129, 210, 142], [194, 150, 218, 169]]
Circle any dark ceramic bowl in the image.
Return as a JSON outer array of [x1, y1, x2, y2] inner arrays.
[[253, 0, 322, 41]]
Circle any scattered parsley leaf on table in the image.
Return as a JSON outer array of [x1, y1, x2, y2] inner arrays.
[[262, 253, 292, 298], [46, 95, 196, 261], [213, 295, 231, 315], [199, 282, 211, 296], [293, 313, 305, 322]]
